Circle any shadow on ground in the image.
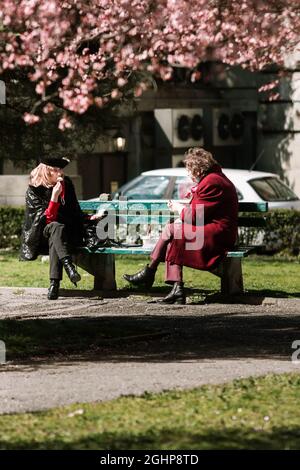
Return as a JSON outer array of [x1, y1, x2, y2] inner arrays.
[[1, 425, 300, 450], [1, 309, 300, 368], [56, 286, 300, 303]]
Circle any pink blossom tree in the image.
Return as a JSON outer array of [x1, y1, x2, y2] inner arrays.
[[0, 0, 299, 128]]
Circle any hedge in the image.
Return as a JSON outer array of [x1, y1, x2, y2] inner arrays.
[[0, 206, 299, 256], [0, 206, 25, 250], [239, 209, 300, 255]]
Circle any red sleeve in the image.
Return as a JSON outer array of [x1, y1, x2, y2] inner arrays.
[[44, 200, 60, 224], [181, 183, 223, 225]]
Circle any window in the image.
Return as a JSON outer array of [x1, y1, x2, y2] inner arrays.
[[249, 177, 299, 202], [173, 177, 194, 199], [174, 176, 244, 201], [235, 188, 243, 201], [123, 176, 170, 200]]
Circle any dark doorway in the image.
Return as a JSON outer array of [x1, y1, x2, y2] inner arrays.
[[78, 153, 127, 199]]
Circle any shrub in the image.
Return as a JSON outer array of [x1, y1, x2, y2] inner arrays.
[[0, 207, 299, 256], [238, 209, 300, 256], [0, 206, 25, 250]]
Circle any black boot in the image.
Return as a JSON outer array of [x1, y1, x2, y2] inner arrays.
[[160, 282, 186, 304], [61, 256, 81, 286], [123, 265, 156, 288], [48, 279, 60, 300]]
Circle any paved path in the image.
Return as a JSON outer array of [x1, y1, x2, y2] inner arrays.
[[1, 287, 300, 414]]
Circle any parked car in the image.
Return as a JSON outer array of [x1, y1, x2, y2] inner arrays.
[[111, 168, 300, 210]]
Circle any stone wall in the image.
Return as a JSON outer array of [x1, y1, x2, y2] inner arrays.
[[0, 173, 82, 206], [257, 51, 300, 197]]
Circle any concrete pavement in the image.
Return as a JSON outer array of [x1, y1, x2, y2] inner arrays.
[[1, 287, 300, 414]]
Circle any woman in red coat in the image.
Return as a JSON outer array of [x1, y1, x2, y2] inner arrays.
[[124, 147, 239, 304]]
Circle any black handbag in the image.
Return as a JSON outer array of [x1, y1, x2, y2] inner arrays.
[[84, 219, 109, 250], [83, 219, 143, 251]]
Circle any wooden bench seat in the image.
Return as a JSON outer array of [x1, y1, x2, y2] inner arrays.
[[75, 199, 268, 295], [79, 245, 257, 257]]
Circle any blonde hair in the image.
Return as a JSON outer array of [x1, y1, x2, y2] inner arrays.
[[184, 147, 218, 178], [29, 163, 54, 188]]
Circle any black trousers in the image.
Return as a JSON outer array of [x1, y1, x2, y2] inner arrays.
[[43, 222, 71, 281]]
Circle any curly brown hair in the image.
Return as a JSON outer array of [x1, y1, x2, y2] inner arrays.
[[184, 147, 218, 179]]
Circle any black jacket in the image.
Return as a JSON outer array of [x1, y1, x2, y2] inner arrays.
[[20, 176, 86, 261]]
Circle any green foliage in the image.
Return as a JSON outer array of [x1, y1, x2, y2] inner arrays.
[[0, 206, 24, 249], [239, 209, 300, 255], [1, 207, 300, 256]]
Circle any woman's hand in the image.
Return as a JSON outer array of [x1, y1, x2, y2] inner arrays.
[[51, 181, 63, 202], [167, 200, 184, 214], [89, 213, 102, 221], [90, 209, 107, 220]]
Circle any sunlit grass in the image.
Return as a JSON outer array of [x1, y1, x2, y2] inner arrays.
[[1, 373, 300, 449], [0, 251, 299, 296]]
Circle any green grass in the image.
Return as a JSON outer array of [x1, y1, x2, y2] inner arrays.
[[0, 251, 299, 296], [1, 373, 300, 449], [1, 255, 300, 450]]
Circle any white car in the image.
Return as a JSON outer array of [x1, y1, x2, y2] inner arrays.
[[113, 168, 300, 210]]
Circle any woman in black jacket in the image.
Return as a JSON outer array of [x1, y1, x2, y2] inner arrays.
[[20, 156, 97, 300]]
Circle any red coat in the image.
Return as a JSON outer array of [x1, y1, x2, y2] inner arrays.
[[166, 164, 238, 271]]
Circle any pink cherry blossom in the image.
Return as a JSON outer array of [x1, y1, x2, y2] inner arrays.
[[0, 0, 299, 126], [43, 103, 55, 114], [23, 113, 41, 124], [58, 114, 73, 131]]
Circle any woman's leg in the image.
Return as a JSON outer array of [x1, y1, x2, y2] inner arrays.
[[44, 222, 69, 259], [43, 222, 68, 280], [49, 246, 63, 281], [42, 224, 63, 300], [123, 223, 175, 287], [165, 262, 183, 284], [125, 222, 186, 303], [149, 222, 175, 270], [151, 223, 183, 284], [43, 222, 81, 289], [154, 224, 185, 303]]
